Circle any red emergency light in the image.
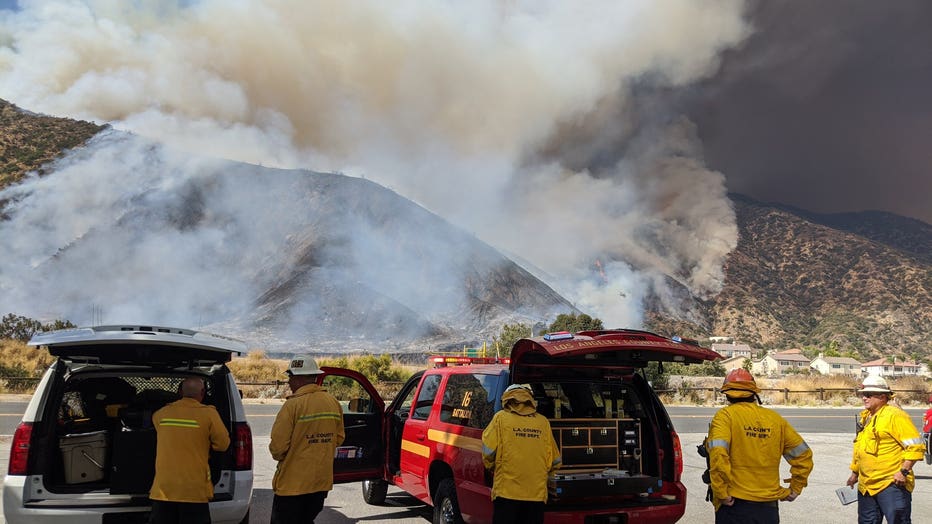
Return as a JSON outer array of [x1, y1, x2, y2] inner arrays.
[[430, 356, 510, 367]]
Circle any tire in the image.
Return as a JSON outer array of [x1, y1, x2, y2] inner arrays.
[[362, 478, 388, 505], [432, 478, 464, 524], [237, 508, 250, 524]]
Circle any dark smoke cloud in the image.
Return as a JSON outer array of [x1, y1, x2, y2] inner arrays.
[[686, 0, 932, 224]]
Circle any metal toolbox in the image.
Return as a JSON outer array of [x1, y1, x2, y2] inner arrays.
[[552, 469, 659, 498]]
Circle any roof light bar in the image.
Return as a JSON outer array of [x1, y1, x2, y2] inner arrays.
[[543, 331, 574, 341]]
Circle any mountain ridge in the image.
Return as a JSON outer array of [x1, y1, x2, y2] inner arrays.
[[1, 99, 929, 358]]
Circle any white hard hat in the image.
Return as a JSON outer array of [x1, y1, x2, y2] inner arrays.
[[858, 375, 892, 394], [504, 383, 531, 394], [286, 355, 323, 376]]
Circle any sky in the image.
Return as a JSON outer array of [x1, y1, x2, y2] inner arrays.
[[0, 1, 928, 333], [686, 1, 932, 225]]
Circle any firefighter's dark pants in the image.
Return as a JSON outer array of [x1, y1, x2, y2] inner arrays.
[[492, 497, 544, 524], [271, 491, 327, 524], [715, 498, 779, 524]]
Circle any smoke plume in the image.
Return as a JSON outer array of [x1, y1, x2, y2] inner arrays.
[[0, 1, 747, 332]]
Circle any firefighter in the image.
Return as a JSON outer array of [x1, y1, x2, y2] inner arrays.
[[705, 369, 813, 524], [269, 356, 345, 524], [482, 383, 561, 524], [846, 375, 925, 523], [149, 377, 230, 524]]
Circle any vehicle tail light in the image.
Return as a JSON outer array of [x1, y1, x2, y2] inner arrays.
[[233, 421, 253, 470], [9, 422, 33, 475], [671, 430, 683, 482]]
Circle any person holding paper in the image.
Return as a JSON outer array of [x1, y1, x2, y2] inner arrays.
[[705, 369, 813, 523], [846, 375, 925, 524]]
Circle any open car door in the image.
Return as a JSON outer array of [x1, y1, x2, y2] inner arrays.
[[317, 367, 386, 482]]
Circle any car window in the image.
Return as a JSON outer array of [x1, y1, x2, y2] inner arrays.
[[439, 373, 498, 428], [321, 374, 376, 414], [412, 374, 441, 420]]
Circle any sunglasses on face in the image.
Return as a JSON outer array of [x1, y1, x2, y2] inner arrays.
[[861, 392, 884, 398]]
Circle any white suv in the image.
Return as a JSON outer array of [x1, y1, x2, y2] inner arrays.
[[3, 325, 254, 524]]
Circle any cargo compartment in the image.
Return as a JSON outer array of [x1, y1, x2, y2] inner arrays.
[[529, 380, 663, 503], [40, 373, 227, 496]]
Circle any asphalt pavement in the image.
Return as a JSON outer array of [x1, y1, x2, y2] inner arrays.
[[2, 399, 932, 523]]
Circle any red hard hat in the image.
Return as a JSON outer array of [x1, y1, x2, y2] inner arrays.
[[721, 368, 760, 396], [724, 368, 754, 383]]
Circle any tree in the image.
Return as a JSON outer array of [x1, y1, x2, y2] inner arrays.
[[0, 314, 76, 342], [492, 323, 532, 355], [0, 314, 42, 342], [547, 313, 604, 333], [742, 358, 753, 372]]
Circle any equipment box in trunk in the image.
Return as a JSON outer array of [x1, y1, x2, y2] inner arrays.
[[551, 418, 642, 472], [552, 470, 659, 499], [59, 430, 109, 484], [550, 418, 655, 498]]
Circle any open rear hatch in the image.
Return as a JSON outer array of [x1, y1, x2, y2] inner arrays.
[[29, 325, 246, 366], [26, 326, 246, 501], [510, 330, 721, 508], [510, 329, 721, 380]]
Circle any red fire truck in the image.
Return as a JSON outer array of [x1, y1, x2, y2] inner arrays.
[[318, 329, 721, 523]]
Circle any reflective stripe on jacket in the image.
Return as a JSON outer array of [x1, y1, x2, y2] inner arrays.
[[269, 383, 346, 496], [706, 402, 812, 508], [481, 388, 561, 502], [851, 404, 925, 495], [150, 397, 231, 503]]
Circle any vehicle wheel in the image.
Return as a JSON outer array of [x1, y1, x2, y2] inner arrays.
[[432, 478, 464, 524], [362, 478, 388, 505], [925, 434, 932, 465]]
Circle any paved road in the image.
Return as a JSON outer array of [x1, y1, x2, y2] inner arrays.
[[2, 400, 932, 523], [2, 398, 926, 435], [234, 402, 928, 435]]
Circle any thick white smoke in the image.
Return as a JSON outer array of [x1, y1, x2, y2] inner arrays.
[[0, 0, 746, 329]]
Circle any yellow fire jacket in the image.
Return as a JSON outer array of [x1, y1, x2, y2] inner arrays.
[[851, 404, 925, 495], [149, 397, 231, 503], [269, 384, 345, 496], [706, 402, 813, 509], [481, 388, 561, 502]]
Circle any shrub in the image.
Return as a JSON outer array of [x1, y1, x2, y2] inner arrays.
[[226, 352, 416, 399], [0, 339, 53, 392], [319, 354, 413, 384], [779, 374, 860, 405], [227, 351, 290, 398], [227, 350, 288, 383], [889, 375, 928, 404]]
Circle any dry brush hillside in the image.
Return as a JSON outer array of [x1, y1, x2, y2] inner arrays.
[[2, 99, 930, 359]]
